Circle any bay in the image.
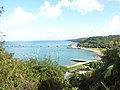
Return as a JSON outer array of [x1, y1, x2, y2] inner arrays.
[[3, 40, 95, 66]]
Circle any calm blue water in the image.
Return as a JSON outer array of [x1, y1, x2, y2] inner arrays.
[[3, 41, 95, 66]]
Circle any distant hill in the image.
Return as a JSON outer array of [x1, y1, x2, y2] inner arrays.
[[69, 35, 120, 48]]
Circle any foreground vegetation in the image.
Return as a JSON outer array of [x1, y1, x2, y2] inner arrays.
[[0, 40, 69, 90], [69, 47, 120, 90], [0, 50, 70, 89]]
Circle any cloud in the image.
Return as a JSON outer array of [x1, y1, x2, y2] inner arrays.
[[2, 8, 37, 27], [38, 0, 104, 19], [109, 15, 120, 30], [3, 27, 82, 41], [70, 0, 104, 14], [107, 0, 120, 2], [38, 1, 62, 19], [4, 29, 47, 41], [89, 15, 120, 37], [61, 0, 71, 7]]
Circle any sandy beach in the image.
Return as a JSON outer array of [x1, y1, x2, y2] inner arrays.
[[68, 44, 102, 56], [67, 45, 103, 68], [79, 47, 102, 56]]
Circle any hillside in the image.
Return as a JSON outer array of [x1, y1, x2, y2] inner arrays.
[[70, 35, 120, 48]]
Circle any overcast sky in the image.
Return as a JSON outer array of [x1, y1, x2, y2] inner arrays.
[[0, 0, 120, 41]]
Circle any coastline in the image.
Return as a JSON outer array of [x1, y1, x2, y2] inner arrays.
[[67, 45, 102, 68], [68, 44, 102, 56], [79, 47, 102, 56]]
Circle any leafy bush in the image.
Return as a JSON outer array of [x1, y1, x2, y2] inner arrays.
[[68, 47, 120, 90], [0, 49, 68, 90]]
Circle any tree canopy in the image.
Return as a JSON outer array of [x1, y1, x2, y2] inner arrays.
[[70, 35, 120, 48]]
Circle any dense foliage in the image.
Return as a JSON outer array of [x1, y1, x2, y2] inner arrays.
[[70, 35, 120, 48], [69, 47, 120, 90], [0, 46, 68, 89]]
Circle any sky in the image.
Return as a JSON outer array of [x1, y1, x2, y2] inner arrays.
[[0, 0, 120, 41]]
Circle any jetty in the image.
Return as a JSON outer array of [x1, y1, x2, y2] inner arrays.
[[67, 58, 97, 68], [70, 58, 97, 62]]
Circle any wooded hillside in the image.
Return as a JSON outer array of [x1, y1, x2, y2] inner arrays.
[[70, 35, 120, 48]]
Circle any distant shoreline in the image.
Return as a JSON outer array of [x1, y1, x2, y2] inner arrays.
[[79, 47, 102, 56], [67, 44, 102, 56], [67, 45, 103, 68]]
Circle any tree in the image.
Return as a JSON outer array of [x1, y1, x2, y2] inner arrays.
[[0, 6, 5, 47], [0, 6, 4, 16], [102, 47, 120, 67]]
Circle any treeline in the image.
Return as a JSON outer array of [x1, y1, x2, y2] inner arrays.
[[70, 35, 120, 48]]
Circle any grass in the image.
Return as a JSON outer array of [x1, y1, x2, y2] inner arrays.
[[68, 64, 88, 71], [90, 48, 106, 52]]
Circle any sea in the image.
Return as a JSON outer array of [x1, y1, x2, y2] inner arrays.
[[3, 40, 95, 66]]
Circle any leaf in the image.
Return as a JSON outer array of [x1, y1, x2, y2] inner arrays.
[[7, 64, 17, 79], [104, 64, 114, 78], [101, 82, 110, 90]]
